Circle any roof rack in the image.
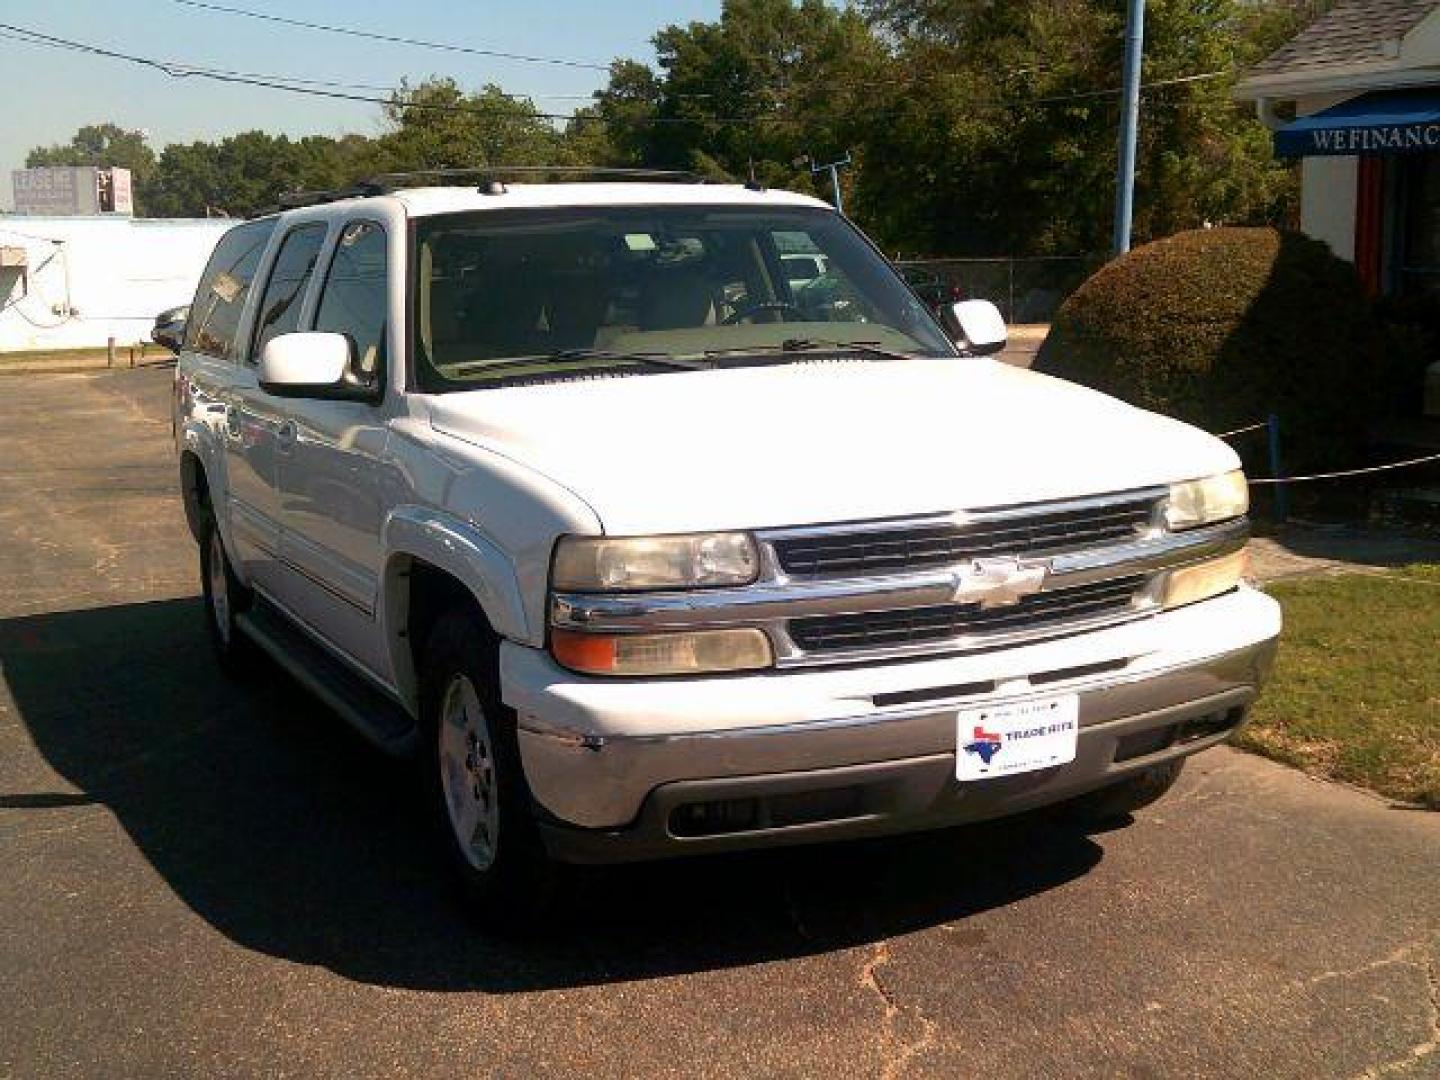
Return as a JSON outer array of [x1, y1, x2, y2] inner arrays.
[[273, 184, 384, 209], [364, 165, 712, 190], [261, 165, 713, 214]]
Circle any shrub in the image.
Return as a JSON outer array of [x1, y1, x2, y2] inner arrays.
[[1034, 228, 1384, 472], [1373, 290, 1440, 417]]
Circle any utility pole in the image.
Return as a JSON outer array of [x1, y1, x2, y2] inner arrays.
[[1113, 0, 1145, 255], [798, 153, 852, 215]]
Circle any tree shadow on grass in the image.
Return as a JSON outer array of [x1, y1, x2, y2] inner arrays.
[[0, 598, 1103, 992], [1266, 524, 1440, 570]]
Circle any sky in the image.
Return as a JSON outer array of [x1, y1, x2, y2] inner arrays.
[[0, 0, 722, 210]]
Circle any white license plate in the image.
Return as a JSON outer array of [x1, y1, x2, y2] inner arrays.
[[955, 695, 1079, 781]]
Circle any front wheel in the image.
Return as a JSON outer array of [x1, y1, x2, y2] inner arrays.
[[419, 611, 554, 926]]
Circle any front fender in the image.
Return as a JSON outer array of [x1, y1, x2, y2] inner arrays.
[[383, 506, 530, 639], [381, 507, 531, 712]]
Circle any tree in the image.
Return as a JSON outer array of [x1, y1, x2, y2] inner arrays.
[[577, 0, 1309, 255], [20, 5, 1321, 247], [569, 61, 664, 167], [854, 0, 1309, 255], [24, 78, 578, 218], [370, 79, 571, 173], [25, 123, 158, 212], [142, 131, 371, 218], [582, 0, 889, 198]]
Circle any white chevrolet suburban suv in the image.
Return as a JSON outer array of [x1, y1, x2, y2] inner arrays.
[[163, 172, 1280, 917]]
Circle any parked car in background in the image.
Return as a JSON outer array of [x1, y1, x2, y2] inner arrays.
[[164, 172, 1279, 923], [898, 264, 966, 313], [781, 251, 828, 290], [151, 305, 189, 352]]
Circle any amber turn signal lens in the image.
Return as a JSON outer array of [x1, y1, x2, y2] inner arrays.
[[549, 628, 619, 673]]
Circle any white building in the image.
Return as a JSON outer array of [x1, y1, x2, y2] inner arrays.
[[1236, 0, 1440, 295], [0, 215, 232, 353]]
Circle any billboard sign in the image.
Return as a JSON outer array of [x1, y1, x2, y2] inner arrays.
[[11, 167, 135, 216]]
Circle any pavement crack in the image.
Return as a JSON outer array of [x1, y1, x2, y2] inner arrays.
[[858, 940, 938, 1080], [1348, 940, 1440, 1079], [1426, 952, 1439, 1042], [859, 941, 896, 1013], [1305, 943, 1427, 989]]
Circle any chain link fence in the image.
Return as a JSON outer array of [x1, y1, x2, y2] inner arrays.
[[893, 256, 1104, 324]]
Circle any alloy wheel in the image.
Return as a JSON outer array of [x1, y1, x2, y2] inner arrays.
[[438, 673, 500, 871]]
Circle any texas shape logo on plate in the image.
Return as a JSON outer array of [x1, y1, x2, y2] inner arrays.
[[962, 724, 1004, 765]]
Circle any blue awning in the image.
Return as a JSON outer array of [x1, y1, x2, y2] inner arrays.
[[1274, 89, 1440, 158]]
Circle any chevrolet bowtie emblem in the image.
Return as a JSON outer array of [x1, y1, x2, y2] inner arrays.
[[952, 557, 1048, 608]]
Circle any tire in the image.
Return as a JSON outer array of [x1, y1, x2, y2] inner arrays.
[[198, 507, 256, 674], [418, 610, 554, 927], [1061, 759, 1185, 826]]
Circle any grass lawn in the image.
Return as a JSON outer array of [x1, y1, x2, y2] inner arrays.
[[1236, 564, 1440, 808], [0, 344, 164, 371], [0, 345, 113, 361]]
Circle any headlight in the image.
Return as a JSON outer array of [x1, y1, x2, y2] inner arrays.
[[1164, 470, 1249, 530], [552, 533, 759, 592], [550, 628, 773, 676], [1161, 550, 1248, 610]]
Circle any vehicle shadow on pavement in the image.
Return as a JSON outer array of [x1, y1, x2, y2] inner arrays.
[[0, 598, 1104, 993]]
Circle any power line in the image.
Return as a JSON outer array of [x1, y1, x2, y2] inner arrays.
[[0, 27, 671, 103], [1025, 70, 1227, 105], [169, 0, 612, 71], [0, 21, 585, 121], [0, 22, 806, 125], [0, 19, 1239, 129], [0, 28, 398, 93]]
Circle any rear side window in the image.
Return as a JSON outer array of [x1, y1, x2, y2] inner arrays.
[[250, 223, 328, 360], [185, 218, 277, 359], [313, 221, 388, 387]]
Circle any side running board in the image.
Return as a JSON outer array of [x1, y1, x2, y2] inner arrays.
[[236, 599, 418, 757]]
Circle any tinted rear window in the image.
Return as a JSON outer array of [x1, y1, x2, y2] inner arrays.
[[185, 218, 277, 359], [251, 224, 329, 360]]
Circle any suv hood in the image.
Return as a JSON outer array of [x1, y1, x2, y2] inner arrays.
[[428, 358, 1238, 535]]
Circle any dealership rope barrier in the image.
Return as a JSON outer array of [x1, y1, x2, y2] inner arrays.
[[1213, 416, 1440, 484], [1208, 414, 1440, 522], [1215, 421, 1269, 439], [1247, 450, 1440, 485]]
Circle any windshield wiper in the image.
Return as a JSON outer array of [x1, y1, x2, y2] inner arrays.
[[702, 338, 920, 364], [451, 348, 709, 376]]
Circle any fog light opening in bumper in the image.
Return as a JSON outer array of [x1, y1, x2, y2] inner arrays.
[[1113, 708, 1245, 764], [668, 786, 870, 838], [1177, 707, 1246, 744]]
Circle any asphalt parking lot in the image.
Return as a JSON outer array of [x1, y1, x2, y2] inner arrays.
[[1, 368, 1437, 1079]]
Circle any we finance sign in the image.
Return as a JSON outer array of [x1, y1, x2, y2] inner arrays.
[[1309, 122, 1440, 153], [1273, 91, 1440, 158]]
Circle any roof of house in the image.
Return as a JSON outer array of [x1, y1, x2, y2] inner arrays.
[[1249, 0, 1440, 78]]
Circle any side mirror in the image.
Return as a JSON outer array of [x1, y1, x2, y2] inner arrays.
[[152, 305, 188, 354], [258, 332, 357, 398], [941, 300, 1007, 357]]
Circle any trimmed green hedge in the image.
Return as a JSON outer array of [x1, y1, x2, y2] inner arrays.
[[1035, 228, 1383, 471]]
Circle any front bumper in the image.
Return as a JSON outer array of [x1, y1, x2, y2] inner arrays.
[[502, 585, 1281, 862]]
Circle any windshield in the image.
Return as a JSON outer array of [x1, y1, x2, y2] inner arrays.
[[411, 205, 955, 390]]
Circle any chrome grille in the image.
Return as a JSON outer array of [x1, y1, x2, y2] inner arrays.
[[787, 574, 1146, 654], [772, 495, 1158, 578]]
